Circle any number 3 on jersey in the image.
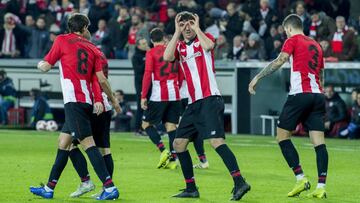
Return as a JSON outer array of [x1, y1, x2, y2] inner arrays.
[[77, 49, 88, 74], [308, 44, 319, 70]]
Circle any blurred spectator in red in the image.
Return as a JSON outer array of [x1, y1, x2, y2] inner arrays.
[[108, 5, 131, 59], [240, 33, 266, 61], [227, 35, 244, 60], [319, 39, 334, 60], [294, 0, 311, 35], [91, 19, 111, 57], [328, 16, 358, 61], [61, 0, 74, 19], [214, 34, 228, 60], [164, 6, 176, 35], [88, 0, 111, 33], [0, 13, 27, 58], [253, 0, 278, 38], [128, 14, 149, 59], [324, 86, 348, 137], [149, 0, 168, 23], [48, 0, 62, 26], [223, 2, 244, 46], [340, 91, 360, 139], [309, 10, 336, 41], [28, 16, 49, 58]]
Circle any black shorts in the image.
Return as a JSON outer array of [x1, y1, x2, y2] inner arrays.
[[61, 102, 93, 141], [142, 100, 181, 125], [176, 96, 225, 140], [278, 93, 325, 132], [180, 98, 188, 115], [91, 111, 112, 148]]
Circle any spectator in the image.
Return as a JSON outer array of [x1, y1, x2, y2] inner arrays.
[[44, 24, 60, 54], [276, 23, 286, 41], [29, 88, 54, 129], [61, 0, 74, 18], [214, 34, 228, 60], [91, 19, 111, 57], [253, 0, 278, 38], [113, 90, 133, 132], [79, 0, 90, 16], [48, 0, 62, 26], [223, 2, 244, 46], [108, 5, 131, 59], [25, 15, 35, 27], [340, 92, 360, 139], [0, 13, 27, 58], [268, 35, 282, 60], [241, 11, 256, 34], [88, 0, 111, 33], [164, 6, 176, 35], [294, 0, 311, 36], [227, 35, 244, 60], [24, 15, 35, 58], [319, 39, 336, 61], [0, 70, 16, 125], [28, 16, 50, 58], [240, 33, 266, 61], [264, 24, 281, 59], [351, 88, 360, 105], [204, 15, 220, 39], [324, 86, 348, 137], [204, 1, 226, 19], [309, 10, 336, 41], [131, 38, 149, 135], [128, 14, 149, 59], [329, 16, 358, 61]]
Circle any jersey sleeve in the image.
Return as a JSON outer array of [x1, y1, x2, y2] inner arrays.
[[204, 32, 215, 43], [281, 38, 295, 55], [141, 51, 154, 99], [94, 49, 106, 73], [44, 36, 62, 65], [91, 73, 103, 103]]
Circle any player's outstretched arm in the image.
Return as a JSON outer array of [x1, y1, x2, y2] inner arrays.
[[164, 14, 183, 61], [96, 71, 121, 113], [248, 52, 289, 95], [37, 60, 52, 72]]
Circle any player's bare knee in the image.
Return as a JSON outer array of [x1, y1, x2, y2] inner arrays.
[[173, 139, 187, 152], [58, 133, 72, 150], [309, 131, 325, 146], [210, 138, 224, 149], [142, 121, 150, 130], [276, 127, 291, 143], [79, 136, 96, 150], [165, 122, 177, 132]]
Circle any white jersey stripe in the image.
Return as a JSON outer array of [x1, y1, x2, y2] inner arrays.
[[308, 73, 321, 93], [102, 92, 112, 111], [202, 49, 220, 96], [80, 80, 92, 104], [167, 80, 176, 101], [150, 80, 161, 101], [186, 44, 203, 101], [59, 62, 76, 104]]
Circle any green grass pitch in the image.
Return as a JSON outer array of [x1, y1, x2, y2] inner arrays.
[[0, 130, 359, 203]]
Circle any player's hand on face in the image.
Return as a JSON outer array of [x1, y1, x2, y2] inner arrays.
[[248, 78, 258, 95], [141, 98, 148, 110], [189, 14, 200, 31], [94, 102, 104, 115]]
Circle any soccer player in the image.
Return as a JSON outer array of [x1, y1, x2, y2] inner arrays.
[[163, 11, 250, 200], [68, 49, 114, 198], [29, 13, 121, 200], [141, 28, 181, 169], [248, 14, 328, 199]]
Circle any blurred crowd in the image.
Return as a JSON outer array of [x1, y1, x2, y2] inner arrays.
[[0, 0, 359, 61]]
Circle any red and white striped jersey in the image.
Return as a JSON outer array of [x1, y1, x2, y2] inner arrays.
[[281, 34, 324, 95], [141, 44, 180, 101], [44, 33, 102, 105], [175, 33, 220, 104]]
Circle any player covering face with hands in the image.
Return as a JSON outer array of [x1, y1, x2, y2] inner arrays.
[[249, 14, 328, 199], [163, 11, 251, 201]]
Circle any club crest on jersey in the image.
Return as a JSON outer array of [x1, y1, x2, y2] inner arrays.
[[194, 42, 200, 47], [180, 49, 186, 52]]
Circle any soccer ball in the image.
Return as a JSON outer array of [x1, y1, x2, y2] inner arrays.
[[36, 120, 47, 131], [46, 120, 58, 132]]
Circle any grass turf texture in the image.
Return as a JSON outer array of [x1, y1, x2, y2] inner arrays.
[[0, 130, 359, 203]]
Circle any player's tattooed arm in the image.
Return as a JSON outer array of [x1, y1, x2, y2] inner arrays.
[[255, 52, 289, 80]]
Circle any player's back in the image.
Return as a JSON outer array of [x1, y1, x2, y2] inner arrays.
[[147, 44, 179, 101], [45, 33, 100, 104], [282, 34, 324, 95]]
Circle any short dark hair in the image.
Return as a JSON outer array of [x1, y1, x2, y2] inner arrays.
[[30, 88, 41, 97], [116, 89, 124, 95], [0, 69, 6, 77], [282, 14, 303, 30], [67, 13, 90, 33], [150, 28, 164, 43], [178, 11, 195, 22]]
